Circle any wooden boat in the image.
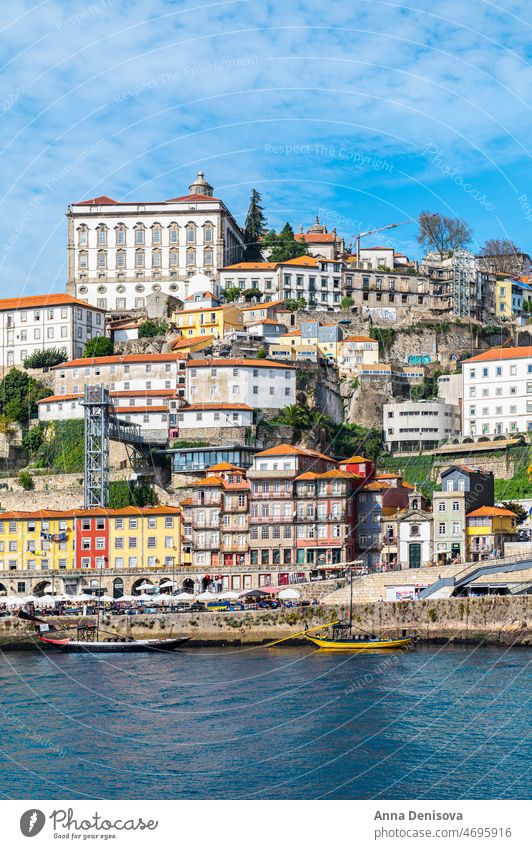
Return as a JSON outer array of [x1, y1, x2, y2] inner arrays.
[[38, 634, 191, 653], [304, 628, 413, 651]]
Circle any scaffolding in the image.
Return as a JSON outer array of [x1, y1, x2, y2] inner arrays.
[[451, 249, 475, 317], [81, 384, 110, 509]]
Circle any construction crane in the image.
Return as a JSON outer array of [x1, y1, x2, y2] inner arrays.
[[353, 215, 421, 262]]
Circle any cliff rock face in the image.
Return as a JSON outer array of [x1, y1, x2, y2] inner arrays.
[[297, 363, 344, 424]]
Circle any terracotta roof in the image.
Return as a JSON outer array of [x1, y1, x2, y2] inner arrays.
[[241, 299, 285, 311], [0, 293, 106, 312], [249, 318, 284, 326], [186, 357, 295, 369], [467, 506, 517, 518], [54, 353, 183, 369], [279, 329, 301, 337], [180, 403, 252, 411], [375, 473, 401, 480], [294, 471, 318, 481], [206, 462, 244, 471], [38, 394, 81, 404], [76, 195, 118, 205], [361, 481, 391, 491], [190, 476, 224, 487], [279, 256, 319, 267], [294, 233, 337, 243], [342, 335, 377, 343], [113, 406, 168, 414], [0, 506, 179, 519], [340, 455, 370, 464], [316, 469, 360, 479], [463, 346, 532, 363], [171, 334, 216, 350], [184, 290, 218, 300], [165, 193, 222, 203], [173, 304, 239, 316], [255, 443, 334, 462], [222, 262, 277, 270]]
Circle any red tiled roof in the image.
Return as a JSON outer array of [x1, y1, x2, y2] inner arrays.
[[342, 336, 377, 343], [186, 357, 295, 369], [180, 403, 252, 411], [0, 293, 105, 312], [240, 300, 286, 311], [0, 506, 179, 519], [76, 195, 118, 205], [54, 353, 183, 369], [171, 334, 216, 350], [222, 262, 277, 270], [255, 443, 334, 462], [466, 506, 516, 518], [279, 256, 319, 267], [165, 193, 221, 203], [294, 233, 337, 243], [463, 346, 532, 363], [340, 455, 370, 464], [113, 406, 168, 414]]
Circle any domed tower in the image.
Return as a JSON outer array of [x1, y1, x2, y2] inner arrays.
[[188, 171, 214, 197], [307, 215, 327, 234]]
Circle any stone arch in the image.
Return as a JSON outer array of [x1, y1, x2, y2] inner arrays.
[[0, 582, 7, 595], [113, 578, 124, 599], [34, 580, 52, 596], [181, 578, 194, 594]]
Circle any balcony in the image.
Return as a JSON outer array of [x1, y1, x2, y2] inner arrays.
[[247, 469, 295, 480], [220, 543, 248, 553]]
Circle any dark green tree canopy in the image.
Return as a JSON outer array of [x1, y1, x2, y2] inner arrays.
[[243, 189, 267, 261], [84, 336, 114, 358], [262, 222, 308, 262]]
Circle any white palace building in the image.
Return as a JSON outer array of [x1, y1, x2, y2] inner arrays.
[[66, 172, 245, 312]]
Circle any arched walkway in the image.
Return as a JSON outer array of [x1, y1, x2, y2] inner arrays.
[[113, 578, 124, 599], [181, 578, 194, 594], [34, 581, 52, 597]]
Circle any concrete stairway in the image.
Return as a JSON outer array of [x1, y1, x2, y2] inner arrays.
[[322, 565, 460, 605]]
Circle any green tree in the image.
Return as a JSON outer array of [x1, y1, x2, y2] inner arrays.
[[18, 470, 34, 491], [23, 423, 46, 455], [224, 286, 241, 303], [262, 223, 308, 262], [256, 347, 267, 358], [243, 287, 262, 302], [138, 320, 169, 338], [243, 189, 267, 261], [273, 404, 311, 431], [109, 481, 159, 509], [340, 296, 353, 310], [0, 368, 49, 425], [285, 297, 307, 312], [84, 336, 114, 358], [23, 348, 67, 370], [500, 501, 527, 524]]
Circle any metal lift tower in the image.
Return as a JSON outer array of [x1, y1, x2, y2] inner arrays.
[[81, 384, 110, 508]]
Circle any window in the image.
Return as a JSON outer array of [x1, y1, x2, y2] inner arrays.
[[135, 249, 145, 267], [438, 502, 445, 512], [438, 523, 446, 534], [135, 226, 145, 244]]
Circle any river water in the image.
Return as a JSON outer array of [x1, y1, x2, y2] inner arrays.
[[0, 644, 529, 800]]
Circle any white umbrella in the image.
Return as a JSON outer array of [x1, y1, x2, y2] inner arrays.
[[159, 580, 175, 589], [36, 594, 59, 604], [175, 592, 195, 601], [21, 595, 38, 603], [136, 593, 153, 602], [279, 588, 301, 600], [73, 593, 93, 602], [137, 581, 154, 591], [219, 591, 240, 600], [97, 594, 114, 602], [115, 594, 133, 602], [196, 590, 218, 601], [5, 597, 22, 607]]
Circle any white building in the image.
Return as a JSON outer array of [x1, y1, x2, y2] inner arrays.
[[279, 256, 344, 309], [174, 403, 254, 431], [397, 493, 434, 569], [357, 246, 395, 270], [66, 172, 244, 311], [185, 358, 296, 409], [338, 335, 379, 376], [384, 399, 461, 453], [462, 347, 532, 438], [219, 262, 279, 299], [0, 293, 106, 371], [437, 372, 463, 407]]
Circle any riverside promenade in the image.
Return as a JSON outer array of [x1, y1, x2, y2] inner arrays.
[[1, 596, 530, 648]]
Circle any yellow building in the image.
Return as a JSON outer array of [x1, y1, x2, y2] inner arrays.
[[338, 335, 379, 376], [0, 510, 76, 574], [172, 304, 243, 338], [107, 506, 181, 571], [465, 505, 517, 560]]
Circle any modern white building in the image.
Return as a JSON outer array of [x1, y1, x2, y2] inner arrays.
[[174, 403, 254, 431], [462, 346, 532, 437], [278, 256, 344, 309], [0, 293, 106, 371], [437, 372, 463, 407], [66, 172, 244, 311], [219, 262, 279, 299], [384, 399, 461, 453], [185, 358, 296, 410]]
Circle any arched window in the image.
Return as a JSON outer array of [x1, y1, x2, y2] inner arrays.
[[115, 223, 127, 246], [186, 247, 196, 266], [77, 225, 88, 246], [135, 249, 145, 267], [96, 224, 108, 246], [116, 249, 126, 268], [97, 250, 107, 269], [169, 248, 178, 267], [134, 223, 145, 245], [168, 222, 178, 244], [113, 577, 124, 599], [151, 223, 162, 245], [186, 222, 196, 243], [78, 250, 88, 269], [152, 249, 162, 268]]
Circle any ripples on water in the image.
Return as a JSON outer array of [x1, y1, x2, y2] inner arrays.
[[0, 644, 529, 800]]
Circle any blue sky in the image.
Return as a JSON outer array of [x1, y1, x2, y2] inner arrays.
[[0, 0, 530, 296]]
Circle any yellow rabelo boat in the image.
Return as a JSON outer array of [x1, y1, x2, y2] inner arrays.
[[304, 621, 414, 651]]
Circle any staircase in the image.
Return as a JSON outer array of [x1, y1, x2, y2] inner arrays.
[[418, 554, 532, 599]]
